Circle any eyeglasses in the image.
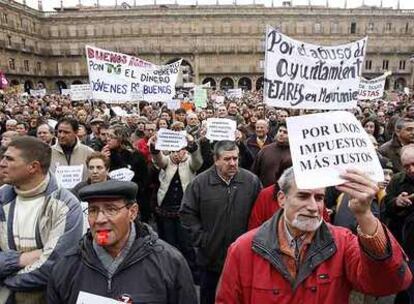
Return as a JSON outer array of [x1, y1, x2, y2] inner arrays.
[[83, 205, 129, 218]]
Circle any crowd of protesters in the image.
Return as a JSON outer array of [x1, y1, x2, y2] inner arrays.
[[0, 87, 413, 303]]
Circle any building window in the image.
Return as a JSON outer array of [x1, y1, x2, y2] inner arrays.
[[365, 60, 372, 70], [22, 38, 26, 49], [24, 60, 29, 72], [37, 61, 41, 73], [314, 22, 321, 34], [331, 22, 339, 34], [57, 62, 62, 76], [7, 35, 11, 46], [368, 23, 374, 31], [382, 60, 389, 70], [406, 22, 410, 33], [399, 60, 406, 70], [386, 23, 392, 31], [8, 58, 15, 70], [351, 22, 357, 34], [3, 13, 8, 24]]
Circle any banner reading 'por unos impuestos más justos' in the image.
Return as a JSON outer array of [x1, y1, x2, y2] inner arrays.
[[86, 45, 182, 103], [264, 27, 367, 110]]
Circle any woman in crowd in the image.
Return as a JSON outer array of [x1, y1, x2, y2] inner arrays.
[[72, 151, 110, 197], [149, 133, 203, 282], [102, 125, 150, 221]]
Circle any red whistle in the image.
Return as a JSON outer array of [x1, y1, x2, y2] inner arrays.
[[97, 230, 110, 245]]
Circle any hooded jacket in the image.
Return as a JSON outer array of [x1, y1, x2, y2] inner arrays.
[[47, 222, 197, 304]]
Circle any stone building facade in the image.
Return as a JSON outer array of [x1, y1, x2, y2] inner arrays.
[[0, 0, 413, 93]]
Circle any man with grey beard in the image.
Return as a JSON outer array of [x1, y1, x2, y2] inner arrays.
[[216, 167, 412, 303]]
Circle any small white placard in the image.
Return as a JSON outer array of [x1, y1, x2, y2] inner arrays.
[[55, 165, 84, 189], [215, 96, 225, 104], [30, 89, 46, 97], [70, 84, 93, 101], [112, 106, 129, 117], [227, 88, 243, 99], [155, 129, 187, 151], [286, 111, 384, 189], [108, 168, 135, 181], [76, 291, 124, 304], [61, 89, 71, 96], [166, 99, 181, 110], [206, 118, 236, 141]]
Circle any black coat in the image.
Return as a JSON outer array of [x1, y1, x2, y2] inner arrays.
[[180, 166, 262, 273], [47, 223, 197, 304], [109, 148, 148, 197], [384, 172, 414, 259]]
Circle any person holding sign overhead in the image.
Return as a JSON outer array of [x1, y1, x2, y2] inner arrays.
[[47, 180, 197, 304], [149, 131, 202, 283], [216, 167, 412, 304]]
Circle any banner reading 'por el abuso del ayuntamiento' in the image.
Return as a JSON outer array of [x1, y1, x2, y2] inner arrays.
[[357, 72, 389, 101], [85, 45, 182, 103], [264, 26, 367, 110], [286, 111, 384, 189]]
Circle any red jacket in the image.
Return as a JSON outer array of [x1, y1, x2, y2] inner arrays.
[[134, 138, 151, 164], [217, 212, 412, 304], [248, 184, 280, 230], [248, 185, 330, 230]]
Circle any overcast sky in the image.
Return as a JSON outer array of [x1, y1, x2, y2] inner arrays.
[[14, 0, 414, 11]]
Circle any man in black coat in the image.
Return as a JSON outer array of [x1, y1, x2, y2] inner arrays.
[[47, 180, 196, 304], [180, 140, 262, 304]]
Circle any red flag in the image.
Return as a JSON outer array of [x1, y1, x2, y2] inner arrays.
[[0, 71, 8, 89]]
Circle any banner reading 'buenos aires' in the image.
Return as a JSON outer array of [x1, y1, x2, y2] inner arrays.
[[86, 45, 182, 103], [264, 26, 367, 110]]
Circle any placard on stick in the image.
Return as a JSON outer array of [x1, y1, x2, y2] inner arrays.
[[286, 111, 384, 189]]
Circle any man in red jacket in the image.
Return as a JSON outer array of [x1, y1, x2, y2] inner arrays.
[[216, 167, 412, 304]]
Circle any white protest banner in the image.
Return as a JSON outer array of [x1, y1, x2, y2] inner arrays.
[[264, 26, 367, 110], [155, 128, 187, 151], [86, 45, 181, 103], [30, 89, 46, 97], [215, 96, 225, 104], [227, 88, 243, 99], [61, 89, 71, 96], [404, 87, 410, 96], [286, 111, 384, 189], [194, 86, 207, 108], [109, 168, 135, 181], [47, 119, 58, 129], [357, 73, 388, 100], [76, 291, 123, 304], [206, 118, 236, 141], [70, 84, 93, 101], [166, 99, 181, 110], [55, 165, 84, 189], [111, 106, 129, 117]]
